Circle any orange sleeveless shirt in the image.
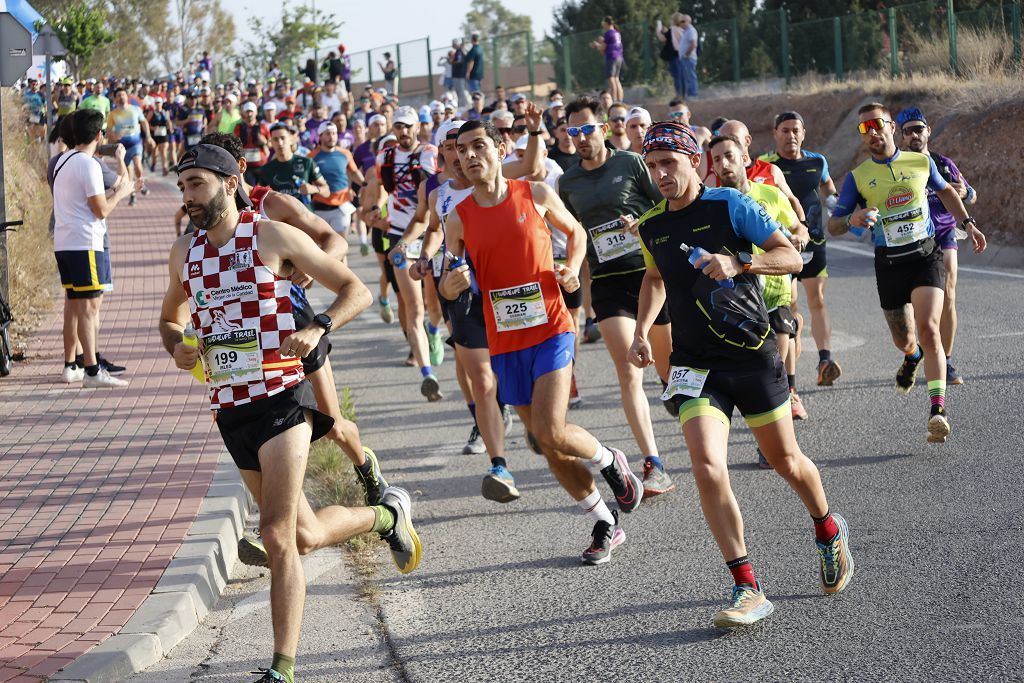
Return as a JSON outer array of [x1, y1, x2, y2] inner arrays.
[[456, 179, 574, 355]]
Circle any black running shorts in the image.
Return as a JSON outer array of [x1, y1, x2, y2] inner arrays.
[[216, 381, 334, 471], [676, 355, 790, 430], [797, 239, 828, 280], [768, 305, 797, 336], [448, 293, 489, 350], [874, 246, 944, 311], [591, 270, 670, 324]]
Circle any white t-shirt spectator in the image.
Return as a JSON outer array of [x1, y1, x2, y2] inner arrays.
[[321, 92, 343, 117], [681, 25, 699, 62], [52, 151, 107, 252]]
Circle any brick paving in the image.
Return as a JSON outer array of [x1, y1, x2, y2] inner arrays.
[[0, 179, 222, 681]]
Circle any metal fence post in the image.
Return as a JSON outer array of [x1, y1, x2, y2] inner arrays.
[[367, 51, 373, 86], [642, 23, 652, 84], [492, 38, 500, 88], [947, 0, 958, 75], [833, 16, 844, 80], [889, 7, 899, 77], [561, 37, 572, 90], [780, 9, 790, 83], [426, 37, 434, 98], [395, 43, 401, 94], [1013, 2, 1022, 63], [730, 18, 741, 82], [526, 33, 535, 97]]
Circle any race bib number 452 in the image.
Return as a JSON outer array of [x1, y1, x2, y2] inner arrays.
[[589, 216, 640, 263], [489, 282, 548, 332]]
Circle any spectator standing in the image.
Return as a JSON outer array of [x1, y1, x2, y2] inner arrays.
[[465, 34, 485, 94], [51, 109, 137, 388], [324, 51, 344, 84], [677, 14, 699, 98], [299, 58, 318, 84], [449, 39, 469, 107], [233, 61, 246, 82], [657, 16, 683, 98], [379, 52, 398, 94], [592, 16, 624, 103]]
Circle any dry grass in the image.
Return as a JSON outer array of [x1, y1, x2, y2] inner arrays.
[[304, 388, 383, 601], [2, 90, 58, 353], [785, 26, 1024, 115]]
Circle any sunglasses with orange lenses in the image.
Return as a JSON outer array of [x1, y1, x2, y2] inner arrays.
[[857, 117, 891, 134]]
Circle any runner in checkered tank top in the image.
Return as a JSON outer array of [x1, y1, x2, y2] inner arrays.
[[159, 145, 423, 683]]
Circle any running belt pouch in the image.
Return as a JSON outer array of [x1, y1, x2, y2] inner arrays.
[[691, 275, 770, 349], [878, 236, 936, 265]]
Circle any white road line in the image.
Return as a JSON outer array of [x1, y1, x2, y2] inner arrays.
[[228, 548, 343, 623], [978, 331, 1024, 339], [828, 242, 1024, 280]]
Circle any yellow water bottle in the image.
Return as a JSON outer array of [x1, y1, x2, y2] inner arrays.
[[182, 325, 205, 383]]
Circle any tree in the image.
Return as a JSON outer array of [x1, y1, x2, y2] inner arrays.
[[461, 0, 533, 66], [45, 1, 116, 80], [237, 2, 339, 80], [172, 0, 236, 77]]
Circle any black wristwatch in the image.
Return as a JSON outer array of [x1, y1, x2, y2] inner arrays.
[[529, 130, 544, 136], [960, 217, 977, 228], [312, 313, 333, 335], [736, 251, 753, 273]]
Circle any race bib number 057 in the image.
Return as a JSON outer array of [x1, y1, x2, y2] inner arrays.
[[661, 365, 710, 401], [489, 282, 548, 332]]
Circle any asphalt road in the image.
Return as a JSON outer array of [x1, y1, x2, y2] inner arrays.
[[134, 239, 1024, 682]]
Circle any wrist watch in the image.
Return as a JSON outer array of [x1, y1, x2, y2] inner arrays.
[[529, 130, 543, 136], [737, 252, 753, 273], [312, 313, 333, 335], [960, 216, 977, 228]]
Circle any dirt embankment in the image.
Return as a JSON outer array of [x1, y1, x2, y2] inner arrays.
[[649, 88, 1024, 247]]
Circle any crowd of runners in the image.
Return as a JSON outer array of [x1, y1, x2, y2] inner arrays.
[[31, 55, 986, 682]]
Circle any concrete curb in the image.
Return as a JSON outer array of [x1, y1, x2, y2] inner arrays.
[[50, 451, 252, 682]]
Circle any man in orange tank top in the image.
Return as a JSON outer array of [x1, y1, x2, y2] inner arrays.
[[439, 120, 644, 566], [158, 145, 422, 683]]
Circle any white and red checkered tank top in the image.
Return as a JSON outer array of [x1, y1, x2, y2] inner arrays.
[[182, 210, 304, 410]]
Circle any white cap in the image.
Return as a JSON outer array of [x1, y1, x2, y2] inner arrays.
[[225, 93, 237, 104], [173, 95, 186, 105], [393, 106, 418, 126], [317, 121, 338, 136], [436, 119, 466, 142], [376, 87, 388, 95], [626, 106, 652, 124], [368, 114, 387, 127], [378, 133, 398, 146], [491, 110, 514, 124], [429, 100, 445, 114], [241, 101, 257, 112], [548, 100, 564, 112], [443, 101, 456, 112], [514, 135, 530, 151], [510, 93, 525, 102], [263, 101, 277, 110]]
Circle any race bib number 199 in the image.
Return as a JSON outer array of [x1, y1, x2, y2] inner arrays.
[[589, 216, 640, 263], [202, 328, 262, 387], [489, 282, 548, 332], [661, 365, 710, 400]]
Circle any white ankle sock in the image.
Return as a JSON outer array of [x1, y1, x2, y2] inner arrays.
[[578, 489, 615, 525], [587, 443, 614, 472]]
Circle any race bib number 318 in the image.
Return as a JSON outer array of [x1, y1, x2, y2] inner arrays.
[[589, 216, 640, 263]]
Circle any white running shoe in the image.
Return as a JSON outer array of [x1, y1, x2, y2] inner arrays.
[[61, 365, 84, 383], [83, 368, 129, 388]]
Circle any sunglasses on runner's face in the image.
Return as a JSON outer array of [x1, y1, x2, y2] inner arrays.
[[566, 123, 599, 137], [669, 110, 687, 119], [609, 116, 626, 123], [512, 125, 528, 133], [857, 118, 891, 134], [497, 127, 512, 134], [901, 124, 927, 136]]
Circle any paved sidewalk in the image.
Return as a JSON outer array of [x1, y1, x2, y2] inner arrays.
[[0, 181, 222, 681]]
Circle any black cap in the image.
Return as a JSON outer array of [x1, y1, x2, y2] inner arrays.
[[176, 144, 251, 207], [774, 111, 804, 128]]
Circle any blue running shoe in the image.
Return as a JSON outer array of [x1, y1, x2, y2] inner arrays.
[[481, 465, 520, 503]]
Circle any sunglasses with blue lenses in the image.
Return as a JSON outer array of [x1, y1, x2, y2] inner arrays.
[[566, 123, 599, 137]]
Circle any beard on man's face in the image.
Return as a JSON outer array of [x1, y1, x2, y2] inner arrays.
[[188, 184, 229, 231]]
